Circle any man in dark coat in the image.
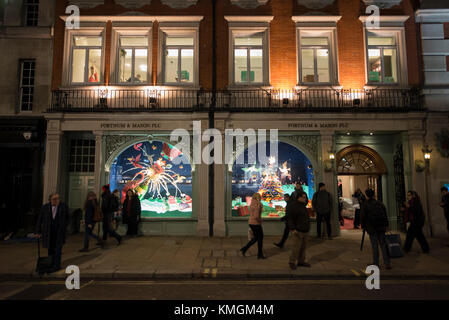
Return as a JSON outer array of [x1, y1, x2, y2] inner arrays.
[[101, 185, 122, 245], [360, 188, 391, 269], [35, 193, 69, 272], [287, 192, 311, 269], [312, 182, 333, 239]]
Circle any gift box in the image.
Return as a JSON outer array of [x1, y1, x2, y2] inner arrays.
[[245, 196, 252, 206], [237, 206, 250, 216]]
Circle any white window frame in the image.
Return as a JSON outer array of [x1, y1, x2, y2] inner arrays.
[[225, 16, 273, 88], [110, 24, 153, 86], [293, 16, 341, 87], [158, 22, 201, 87], [61, 24, 106, 87], [359, 16, 409, 87], [19, 59, 36, 112]]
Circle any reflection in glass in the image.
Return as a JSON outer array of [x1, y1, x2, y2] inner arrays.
[[165, 49, 178, 83], [72, 49, 86, 83], [234, 49, 247, 83], [301, 49, 314, 83]]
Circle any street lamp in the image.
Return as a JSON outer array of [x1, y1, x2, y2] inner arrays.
[[422, 143, 433, 237]]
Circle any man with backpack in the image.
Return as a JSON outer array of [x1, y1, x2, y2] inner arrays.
[[360, 188, 391, 270]]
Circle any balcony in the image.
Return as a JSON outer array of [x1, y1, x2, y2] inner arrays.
[[48, 87, 422, 112]]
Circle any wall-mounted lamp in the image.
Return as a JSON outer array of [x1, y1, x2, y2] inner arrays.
[[23, 131, 33, 141], [99, 87, 108, 108], [422, 144, 432, 161]]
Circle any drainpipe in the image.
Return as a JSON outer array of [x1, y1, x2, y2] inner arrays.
[[209, 0, 217, 237]]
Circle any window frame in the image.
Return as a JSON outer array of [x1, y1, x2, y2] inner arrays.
[[365, 31, 400, 85], [111, 25, 153, 86], [62, 26, 106, 87], [23, 0, 39, 27], [19, 59, 36, 112], [164, 36, 195, 85], [70, 35, 103, 84], [296, 28, 339, 86], [228, 27, 270, 87], [158, 23, 200, 87]]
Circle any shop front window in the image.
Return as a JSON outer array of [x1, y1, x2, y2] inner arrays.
[[231, 141, 314, 219], [71, 36, 102, 84], [110, 141, 193, 219]]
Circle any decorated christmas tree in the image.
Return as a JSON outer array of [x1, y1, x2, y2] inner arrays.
[[257, 157, 284, 202]]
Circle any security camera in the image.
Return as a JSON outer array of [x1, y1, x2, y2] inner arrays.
[[23, 132, 32, 140]]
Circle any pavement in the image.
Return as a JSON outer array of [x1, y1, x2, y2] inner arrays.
[[1, 229, 449, 280]]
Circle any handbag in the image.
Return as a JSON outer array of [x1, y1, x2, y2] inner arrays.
[[93, 205, 103, 222], [385, 233, 404, 258]]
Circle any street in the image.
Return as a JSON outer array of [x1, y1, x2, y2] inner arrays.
[[1, 278, 449, 300]]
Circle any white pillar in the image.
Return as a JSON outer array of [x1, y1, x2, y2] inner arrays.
[[93, 131, 104, 196], [42, 120, 62, 203], [196, 161, 209, 236], [213, 162, 226, 237]]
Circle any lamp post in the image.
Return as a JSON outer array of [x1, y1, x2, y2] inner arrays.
[[422, 144, 433, 237]]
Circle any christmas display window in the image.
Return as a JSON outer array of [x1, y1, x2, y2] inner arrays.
[[231, 141, 314, 218], [110, 141, 193, 219]]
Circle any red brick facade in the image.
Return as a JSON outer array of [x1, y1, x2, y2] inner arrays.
[[51, 0, 422, 91]]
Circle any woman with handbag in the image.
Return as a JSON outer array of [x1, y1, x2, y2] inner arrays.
[[79, 191, 103, 252], [122, 189, 141, 237], [404, 190, 430, 254], [240, 193, 266, 259]]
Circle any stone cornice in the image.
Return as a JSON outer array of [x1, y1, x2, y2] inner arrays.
[[60, 15, 204, 23], [292, 16, 342, 23], [224, 16, 274, 23], [415, 9, 449, 23]]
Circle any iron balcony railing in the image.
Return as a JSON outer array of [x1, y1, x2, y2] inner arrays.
[[49, 87, 422, 112]]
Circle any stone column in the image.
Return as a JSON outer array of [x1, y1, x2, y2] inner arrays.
[[320, 131, 339, 237], [93, 131, 104, 196], [196, 161, 209, 236], [408, 130, 432, 236], [42, 120, 62, 203]]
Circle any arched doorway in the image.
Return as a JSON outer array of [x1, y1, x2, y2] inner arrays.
[[336, 145, 387, 230]]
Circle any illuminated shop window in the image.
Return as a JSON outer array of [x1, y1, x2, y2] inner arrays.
[[367, 34, 398, 84], [300, 37, 330, 84], [163, 36, 194, 84], [231, 141, 315, 219], [71, 36, 102, 84], [23, 0, 39, 27], [109, 141, 193, 219], [69, 139, 95, 173], [19, 60, 35, 112], [233, 35, 264, 84], [118, 36, 148, 84]]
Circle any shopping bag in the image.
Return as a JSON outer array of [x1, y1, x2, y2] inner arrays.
[[385, 233, 404, 258]]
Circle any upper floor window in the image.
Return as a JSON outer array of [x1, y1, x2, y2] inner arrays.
[[71, 36, 103, 84], [23, 0, 39, 27], [164, 36, 194, 84], [300, 37, 331, 84], [119, 36, 148, 84], [19, 60, 35, 112], [233, 35, 264, 84], [366, 33, 398, 84]]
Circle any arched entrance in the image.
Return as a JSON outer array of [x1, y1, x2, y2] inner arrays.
[[336, 145, 387, 230]]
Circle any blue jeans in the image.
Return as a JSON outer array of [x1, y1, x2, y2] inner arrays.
[[368, 232, 390, 266], [84, 223, 99, 248]]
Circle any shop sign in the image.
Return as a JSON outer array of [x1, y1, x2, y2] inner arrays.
[[287, 122, 349, 129], [99, 122, 161, 129]]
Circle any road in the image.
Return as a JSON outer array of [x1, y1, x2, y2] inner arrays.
[[1, 279, 449, 300]]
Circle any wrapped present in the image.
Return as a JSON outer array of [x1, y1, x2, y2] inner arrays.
[[245, 196, 252, 206], [237, 206, 250, 216], [275, 205, 283, 212], [307, 207, 316, 218], [168, 196, 177, 204]]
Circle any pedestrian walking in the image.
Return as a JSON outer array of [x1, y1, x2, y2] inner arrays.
[[440, 186, 449, 241], [360, 188, 391, 270], [352, 188, 366, 229], [122, 189, 141, 237], [274, 193, 292, 249], [240, 193, 266, 259], [111, 189, 121, 231], [35, 193, 69, 273], [292, 182, 308, 203], [79, 191, 102, 252], [287, 192, 311, 269], [101, 185, 122, 246], [312, 182, 333, 239], [404, 190, 430, 254]]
